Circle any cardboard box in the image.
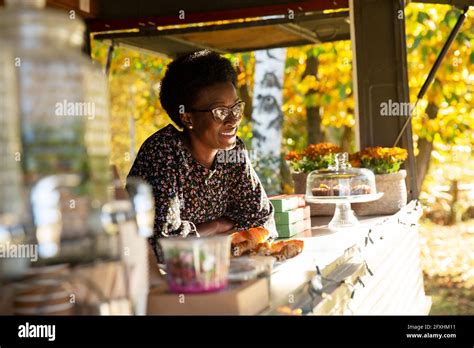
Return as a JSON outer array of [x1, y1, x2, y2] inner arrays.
[[147, 277, 270, 315], [274, 206, 310, 225]]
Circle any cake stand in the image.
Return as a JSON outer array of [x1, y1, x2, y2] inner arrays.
[[305, 193, 384, 229]]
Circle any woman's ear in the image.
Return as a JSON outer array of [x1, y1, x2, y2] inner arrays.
[[180, 111, 193, 130]]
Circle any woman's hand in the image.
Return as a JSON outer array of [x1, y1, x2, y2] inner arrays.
[[196, 217, 235, 237]]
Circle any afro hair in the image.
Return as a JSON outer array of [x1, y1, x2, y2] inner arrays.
[[159, 50, 237, 128]]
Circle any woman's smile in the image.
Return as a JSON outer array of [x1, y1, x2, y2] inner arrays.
[[220, 126, 237, 138]]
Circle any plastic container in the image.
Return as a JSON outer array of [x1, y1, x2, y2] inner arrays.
[[159, 235, 231, 294]]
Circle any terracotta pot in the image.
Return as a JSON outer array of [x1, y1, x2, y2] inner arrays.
[[291, 172, 308, 195], [291, 172, 335, 216], [353, 170, 407, 216]]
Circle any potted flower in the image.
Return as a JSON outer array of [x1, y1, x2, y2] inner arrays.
[[350, 147, 408, 215], [286, 143, 342, 193], [285, 143, 342, 216]]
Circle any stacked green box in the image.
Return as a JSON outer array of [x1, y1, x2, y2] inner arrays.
[[270, 195, 311, 238], [275, 216, 311, 238], [270, 195, 302, 213]]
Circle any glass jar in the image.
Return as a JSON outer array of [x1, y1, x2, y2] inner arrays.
[[0, 0, 113, 263], [0, 42, 30, 280]]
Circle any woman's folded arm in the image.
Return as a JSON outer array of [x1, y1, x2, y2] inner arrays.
[[224, 142, 277, 238]]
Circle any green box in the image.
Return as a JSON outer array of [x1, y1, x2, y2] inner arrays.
[[276, 218, 311, 238], [270, 195, 301, 212], [274, 206, 310, 225]]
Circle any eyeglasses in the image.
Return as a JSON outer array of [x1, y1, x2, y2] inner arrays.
[[189, 101, 245, 123]]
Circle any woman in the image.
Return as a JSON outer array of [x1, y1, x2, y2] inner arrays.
[[127, 50, 276, 263]]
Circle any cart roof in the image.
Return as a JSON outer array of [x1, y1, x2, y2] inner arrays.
[[1, 0, 470, 55]]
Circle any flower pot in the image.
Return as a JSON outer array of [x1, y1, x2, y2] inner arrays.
[[291, 172, 308, 195], [352, 170, 407, 216], [291, 172, 335, 216]]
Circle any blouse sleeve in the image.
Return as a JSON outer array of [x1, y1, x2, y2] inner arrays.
[[224, 139, 277, 238], [126, 137, 194, 262]]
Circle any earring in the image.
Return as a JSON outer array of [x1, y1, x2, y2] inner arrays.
[[189, 125, 193, 129]]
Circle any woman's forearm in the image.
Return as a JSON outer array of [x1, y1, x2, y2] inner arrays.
[[216, 217, 235, 233], [196, 217, 235, 236]]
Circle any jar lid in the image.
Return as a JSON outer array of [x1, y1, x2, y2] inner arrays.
[[0, 0, 84, 48]]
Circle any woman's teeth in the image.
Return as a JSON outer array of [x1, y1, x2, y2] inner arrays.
[[221, 128, 236, 136]]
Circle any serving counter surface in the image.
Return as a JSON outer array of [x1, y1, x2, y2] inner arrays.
[[263, 200, 431, 315]]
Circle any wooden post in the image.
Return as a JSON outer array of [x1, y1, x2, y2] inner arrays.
[[350, 0, 418, 200]]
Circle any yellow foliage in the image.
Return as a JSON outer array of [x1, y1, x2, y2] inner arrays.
[[90, 3, 473, 189]]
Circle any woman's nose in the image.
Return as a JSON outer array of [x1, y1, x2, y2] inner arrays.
[[224, 119, 240, 127]]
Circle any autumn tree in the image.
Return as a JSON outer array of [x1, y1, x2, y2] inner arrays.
[[405, 4, 474, 191]]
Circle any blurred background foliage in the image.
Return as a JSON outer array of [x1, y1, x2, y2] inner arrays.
[[404, 4, 474, 227], [91, 3, 473, 218]]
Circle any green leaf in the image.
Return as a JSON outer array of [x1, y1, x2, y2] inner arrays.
[[286, 57, 299, 68], [339, 85, 346, 99], [446, 10, 458, 28], [422, 46, 429, 62], [242, 53, 251, 66], [417, 12, 430, 24], [321, 94, 331, 105], [308, 46, 324, 58], [303, 94, 319, 108], [413, 36, 422, 50]]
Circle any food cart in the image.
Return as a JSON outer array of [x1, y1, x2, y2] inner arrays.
[[2, 0, 469, 315]]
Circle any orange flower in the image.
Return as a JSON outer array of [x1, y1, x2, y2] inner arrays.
[[388, 147, 408, 161], [359, 146, 407, 161], [352, 146, 407, 173], [303, 143, 341, 159], [361, 147, 383, 159], [349, 153, 361, 167], [285, 150, 301, 162]]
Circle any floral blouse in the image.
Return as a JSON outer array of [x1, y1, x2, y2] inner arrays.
[[127, 124, 276, 263]]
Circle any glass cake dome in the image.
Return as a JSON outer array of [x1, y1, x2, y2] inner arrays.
[[305, 153, 383, 229], [305, 153, 376, 199]]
